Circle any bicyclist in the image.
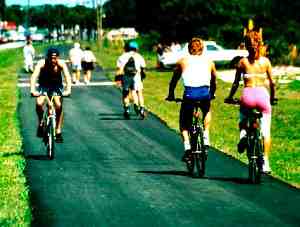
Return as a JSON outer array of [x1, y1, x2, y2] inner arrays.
[[116, 41, 147, 119], [30, 48, 72, 143], [166, 37, 217, 161], [224, 30, 276, 173]]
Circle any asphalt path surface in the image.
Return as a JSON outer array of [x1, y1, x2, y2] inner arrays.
[[18, 61, 300, 226]]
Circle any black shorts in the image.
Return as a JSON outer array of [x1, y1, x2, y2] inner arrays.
[[38, 85, 63, 96], [179, 98, 211, 131], [82, 61, 94, 71]]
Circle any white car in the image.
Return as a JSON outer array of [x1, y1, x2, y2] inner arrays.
[[158, 41, 248, 68]]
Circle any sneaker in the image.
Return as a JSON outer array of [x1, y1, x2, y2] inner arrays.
[[55, 133, 63, 143], [181, 149, 192, 162], [262, 158, 271, 173], [237, 137, 247, 153], [36, 125, 44, 138], [203, 132, 210, 147], [134, 104, 140, 115], [140, 107, 146, 119], [123, 107, 130, 119]]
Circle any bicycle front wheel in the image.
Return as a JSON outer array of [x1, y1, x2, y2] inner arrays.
[[46, 121, 55, 160], [195, 131, 206, 177], [248, 136, 262, 184]]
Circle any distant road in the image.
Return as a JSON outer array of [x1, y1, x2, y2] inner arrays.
[[0, 41, 25, 51]]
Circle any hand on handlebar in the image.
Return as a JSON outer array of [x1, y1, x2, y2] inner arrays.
[[31, 91, 40, 97], [62, 90, 71, 97], [165, 95, 175, 101], [224, 97, 239, 104], [271, 97, 278, 105]]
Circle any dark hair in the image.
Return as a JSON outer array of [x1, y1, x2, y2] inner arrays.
[[85, 46, 91, 50], [46, 48, 60, 59]]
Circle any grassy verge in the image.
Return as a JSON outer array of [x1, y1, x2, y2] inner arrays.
[[96, 41, 300, 188], [0, 48, 31, 226]]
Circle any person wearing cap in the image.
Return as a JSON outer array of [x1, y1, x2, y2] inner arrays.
[[30, 48, 72, 143], [69, 42, 84, 84], [116, 40, 147, 119]]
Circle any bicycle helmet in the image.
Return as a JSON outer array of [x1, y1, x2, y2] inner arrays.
[[46, 48, 60, 59], [128, 41, 138, 50]]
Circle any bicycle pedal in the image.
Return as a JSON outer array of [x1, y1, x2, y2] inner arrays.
[[194, 150, 202, 154]]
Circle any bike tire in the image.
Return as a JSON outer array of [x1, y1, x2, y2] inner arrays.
[[195, 130, 206, 177], [186, 155, 195, 176], [248, 136, 261, 184], [46, 121, 55, 160]]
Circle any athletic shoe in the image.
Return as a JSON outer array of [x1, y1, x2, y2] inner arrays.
[[238, 137, 247, 153], [140, 107, 146, 119], [123, 107, 130, 119], [55, 133, 63, 143], [262, 158, 271, 173]]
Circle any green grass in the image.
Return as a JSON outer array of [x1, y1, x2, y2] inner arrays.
[[97, 41, 300, 188], [0, 48, 31, 226]]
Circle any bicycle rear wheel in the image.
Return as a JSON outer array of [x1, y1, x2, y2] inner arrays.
[[46, 120, 55, 160], [248, 136, 262, 184], [195, 130, 206, 177]]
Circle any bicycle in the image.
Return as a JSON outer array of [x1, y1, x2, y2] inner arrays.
[[225, 98, 277, 184], [32, 92, 66, 160], [174, 98, 208, 177]]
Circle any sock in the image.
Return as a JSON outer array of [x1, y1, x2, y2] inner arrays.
[[240, 129, 247, 139], [184, 141, 191, 151]]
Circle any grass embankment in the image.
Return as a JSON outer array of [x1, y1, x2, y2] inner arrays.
[[0, 48, 31, 226], [95, 42, 300, 188]]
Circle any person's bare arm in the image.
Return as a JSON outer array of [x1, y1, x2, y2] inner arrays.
[[225, 59, 243, 101], [210, 61, 217, 98], [30, 60, 43, 96], [265, 58, 275, 102], [166, 60, 183, 100]]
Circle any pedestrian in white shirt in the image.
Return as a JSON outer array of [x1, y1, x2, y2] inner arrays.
[[23, 39, 35, 73], [82, 46, 96, 84], [69, 42, 84, 84]]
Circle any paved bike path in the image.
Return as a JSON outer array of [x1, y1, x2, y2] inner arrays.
[[19, 69, 300, 226]]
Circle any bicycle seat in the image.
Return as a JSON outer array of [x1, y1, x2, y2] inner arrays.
[[249, 110, 263, 119]]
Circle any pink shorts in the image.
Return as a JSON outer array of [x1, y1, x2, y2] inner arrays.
[[240, 87, 271, 114]]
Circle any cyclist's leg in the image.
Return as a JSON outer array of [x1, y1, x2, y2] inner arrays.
[[122, 76, 133, 117], [133, 78, 145, 116], [53, 96, 63, 133], [36, 95, 46, 137], [179, 101, 193, 158], [199, 100, 211, 146]]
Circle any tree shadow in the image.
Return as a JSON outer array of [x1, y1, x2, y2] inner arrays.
[[98, 113, 141, 120], [25, 154, 50, 161], [138, 170, 251, 184]]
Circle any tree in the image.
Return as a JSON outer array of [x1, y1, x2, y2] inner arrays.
[[0, 0, 5, 20]]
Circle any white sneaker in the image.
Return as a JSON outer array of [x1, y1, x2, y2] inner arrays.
[[262, 158, 271, 173], [203, 131, 210, 146]]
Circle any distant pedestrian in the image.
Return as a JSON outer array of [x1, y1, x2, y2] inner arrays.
[[82, 46, 96, 84], [69, 42, 84, 84], [23, 38, 35, 73]]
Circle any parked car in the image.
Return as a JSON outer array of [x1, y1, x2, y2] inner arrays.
[[157, 41, 248, 69]]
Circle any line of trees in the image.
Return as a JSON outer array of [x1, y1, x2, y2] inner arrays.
[[2, 0, 300, 64]]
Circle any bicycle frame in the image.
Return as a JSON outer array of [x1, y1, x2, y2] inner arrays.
[[181, 100, 208, 177], [244, 110, 264, 183], [40, 94, 57, 160]]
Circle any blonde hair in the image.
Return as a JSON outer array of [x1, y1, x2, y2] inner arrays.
[[188, 37, 204, 55]]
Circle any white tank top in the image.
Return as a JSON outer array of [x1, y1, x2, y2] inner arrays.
[[181, 55, 211, 87]]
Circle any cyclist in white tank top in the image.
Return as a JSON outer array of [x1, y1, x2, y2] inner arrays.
[[166, 37, 217, 161], [181, 55, 212, 87]]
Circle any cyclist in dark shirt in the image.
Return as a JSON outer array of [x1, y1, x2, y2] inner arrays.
[[30, 48, 72, 143]]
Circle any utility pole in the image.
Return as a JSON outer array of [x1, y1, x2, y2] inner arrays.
[[95, 0, 102, 48]]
